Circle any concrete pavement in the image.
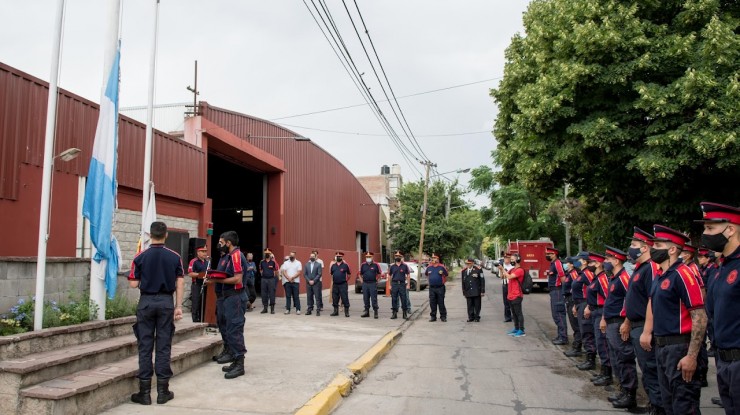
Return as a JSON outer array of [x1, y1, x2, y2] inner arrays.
[[99, 287, 428, 415]]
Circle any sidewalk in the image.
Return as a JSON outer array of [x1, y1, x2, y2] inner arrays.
[[100, 287, 430, 415]]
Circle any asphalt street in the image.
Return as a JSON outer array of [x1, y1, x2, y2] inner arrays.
[[333, 269, 725, 415]]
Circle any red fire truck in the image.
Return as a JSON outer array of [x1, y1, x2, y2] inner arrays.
[[507, 239, 554, 290]]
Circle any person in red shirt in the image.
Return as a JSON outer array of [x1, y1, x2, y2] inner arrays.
[[499, 253, 526, 337]]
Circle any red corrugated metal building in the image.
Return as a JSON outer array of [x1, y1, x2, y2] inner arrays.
[[0, 61, 381, 293]]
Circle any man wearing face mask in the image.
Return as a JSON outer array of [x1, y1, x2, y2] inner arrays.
[[243, 253, 257, 312], [681, 244, 710, 388], [563, 257, 583, 357], [621, 227, 663, 414], [426, 253, 449, 322], [601, 246, 638, 409], [259, 249, 277, 314], [697, 202, 740, 413], [639, 225, 707, 415], [304, 251, 323, 316], [462, 257, 485, 322], [545, 247, 569, 346], [584, 253, 612, 386], [388, 251, 411, 320], [281, 252, 302, 315], [358, 252, 382, 319], [330, 251, 351, 317], [572, 252, 598, 370]]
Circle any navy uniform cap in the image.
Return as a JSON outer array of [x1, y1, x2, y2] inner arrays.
[[627, 226, 655, 246], [604, 245, 627, 261], [696, 202, 740, 224], [576, 251, 590, 260], [652, 225, 690, 248]]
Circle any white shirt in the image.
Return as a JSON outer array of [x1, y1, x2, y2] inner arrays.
[[281, 259, 303, 284]]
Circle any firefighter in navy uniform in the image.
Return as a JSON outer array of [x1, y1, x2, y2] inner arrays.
[[187, 243, 209, 322], [388, 251, 411, 320], [330, 251, 351, 317], [128, 221, 184, 406], [546, 247, 568, 345], [214, 231, 248, 379], [622, 227, 663, 414], [698, 202, 740, 413], [461, 257, 485, 322], [563, 256, 583, 357], [640, 225, 707, 415], [601, 246, 638, 409], [572, 252, 597, 370], [358, 252, 382, 319], [584, 253, 612, 386], [426, 253, 449, 322], [259, 249, 278, 314]]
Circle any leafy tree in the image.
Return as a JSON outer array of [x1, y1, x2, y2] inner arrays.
[[389, 180, 481, 262], [491, 0, 740, 244]]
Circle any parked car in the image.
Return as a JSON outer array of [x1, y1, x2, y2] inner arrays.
[[406, 262, 428, 291], [355, 262, 389, 294]]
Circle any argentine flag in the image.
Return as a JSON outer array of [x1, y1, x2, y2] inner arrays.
[[83, 43, 121, 299]]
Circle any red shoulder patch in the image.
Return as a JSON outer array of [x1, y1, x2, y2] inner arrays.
[[728, 270, 738, 285], [633, 274, 640, 282], [660, 279, 670, 290], [610, 284, 615, 292]]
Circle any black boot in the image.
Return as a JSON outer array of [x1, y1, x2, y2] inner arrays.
[[577, 353, 596, 370], [608, 385, 625, 403], [345, 307, 350, 317], [612, 388, 637, 409], [131, 379, 152, 405], [403, 309, 408, 319], [330, 307, 339, 316], [260, 306, 268, 314], [593, 366, 613, 386], [374, 310, 378, 319], [270, 305, 275, 314], [156, 379, 174, 404], [212, 348, 230, 362], [391, 311, 398, 319], [316, 308, 321, 316], [222, 360, 237, 372], [217, 351, 234, 364], [564, 344, 583, 357], [361, 309, 369, 318], [591, 365, 608, 381], [224, 356, 245, 379]]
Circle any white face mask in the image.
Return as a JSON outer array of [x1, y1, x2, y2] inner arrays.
[[366, 258, 372, 263]]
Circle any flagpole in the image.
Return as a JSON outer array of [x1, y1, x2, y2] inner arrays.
[[141, 0, 160, 241], [34, 0, 66, 331]]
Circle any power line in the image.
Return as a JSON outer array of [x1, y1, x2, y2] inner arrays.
[[279, 123, 490, 138]]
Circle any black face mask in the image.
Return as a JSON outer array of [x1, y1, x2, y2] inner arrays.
[[219, 244, 230, 254], [289, 256, 295, 261], [586, 265, 597, 273], [702, 228, 729, 253], [628, 247, 642, 261], [603, 262, 614, 273], [265, 254, 270, 260], [336, 257, 342, 262], [650, 248, 669, 264], [546, 255, 553, 262], [395, 258, 401, 263], [310, 258, 316, 262]]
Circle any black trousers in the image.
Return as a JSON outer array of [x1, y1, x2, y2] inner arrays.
[[362, 282, 379, 310], [606, 322, 637, 390], [246, 277, 257, 304], [510, 297, 524, 331], [429, 285, 447, 318], [216, 296, 229, 349], [564, 295, 581, 348], [656, 342, 706, 415], [191, 282, 204, 322], [134, 294, 175, 380], [577, 302, 595, 354], [390, 282, 408, 311], [332, 282, 349, 307], [502, 283, 511, 320], [306, 280, 323, 311], [261, 277, 277, 306], [716, 356, 740, 414], [466, 295, 482, 320], [223, 293, 247, 358]]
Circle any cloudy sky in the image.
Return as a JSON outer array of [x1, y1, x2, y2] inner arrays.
[[1, 0, 530, 206]]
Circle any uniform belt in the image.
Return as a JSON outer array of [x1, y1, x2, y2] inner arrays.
[[430, 285, 444, 288], [718, 349, 740, 362], [563, 293, 572, 297], [333, 281, 346, 285], [655, 334, 691, 347], [392, 281, 406, 284], [550, 286, 561, 290], [630, 319, 645, 329], [141, 291, 173, 296], [218, 289, 242, 298], [363, 280, 377, 284], [573, 298, 584, 305], [605, 317, 625, 325]]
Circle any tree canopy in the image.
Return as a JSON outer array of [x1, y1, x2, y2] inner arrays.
[[490, 0, 739, 246]]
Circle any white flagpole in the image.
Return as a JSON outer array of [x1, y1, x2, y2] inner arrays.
[[141, 0, 160, 241], [89, 0, 122, 321], [34, 0, 66, 331]]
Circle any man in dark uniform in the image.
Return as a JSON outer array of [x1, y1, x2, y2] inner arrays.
[[128, 221, 184, 405], [214, 231, 248, 379], [461, 257, 485, 322], [500, 252, 513, 323], [304, 251, 323, 316], [601, 246, 638, 409], [187, 243, 208, 322], [244, 253, 257, 312], [699, 202, 740, 413], [330, 251, 351, 317], [426, 253, 449, 322], [563, 256, 583, 357], [640, 225, 707, 415], [259, 249, 277, 314], [584, 252, 612, 385], [572, 252, 597, 370], [546, 247, 569, 345], [622, 227, 663, 414], [388, 251, 410, 320], [358, 252, 382, 319]]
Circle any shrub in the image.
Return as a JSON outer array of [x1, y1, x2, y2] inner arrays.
[[105, 293, 138, 319]]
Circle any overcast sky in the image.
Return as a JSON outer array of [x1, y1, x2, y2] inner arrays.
[[1, 0, 530, 207]]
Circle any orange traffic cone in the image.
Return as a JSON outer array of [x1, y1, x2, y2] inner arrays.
[[385, 276, 391, 297]]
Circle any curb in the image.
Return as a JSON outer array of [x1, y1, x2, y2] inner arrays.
[[347, 330, 403, 381], [295, 373, 353, 415]]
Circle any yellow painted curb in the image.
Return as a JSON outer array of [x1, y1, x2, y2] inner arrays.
[[347, 330, 402, 379], [295, 373, 352, 415]]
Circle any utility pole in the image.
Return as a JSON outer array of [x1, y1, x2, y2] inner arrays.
[[186, 60, 199, 116], [564, 183, 571, 257], [417, 161, 435, 292], [445, 186, 451, 221]]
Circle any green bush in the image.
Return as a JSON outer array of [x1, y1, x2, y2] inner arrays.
[[105, 294, 138, 320]]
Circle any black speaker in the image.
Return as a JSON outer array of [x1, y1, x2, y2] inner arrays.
[[188, 237, 207, 262]]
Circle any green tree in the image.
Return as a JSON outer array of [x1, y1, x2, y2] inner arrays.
[[389, 180, 481, 262], [492, 0, 740, 244]]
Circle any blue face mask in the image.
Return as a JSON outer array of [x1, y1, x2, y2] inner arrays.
[[628, 247, 642, 261], [604, 262, 614, 273], [572, 260, 582, 269]]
